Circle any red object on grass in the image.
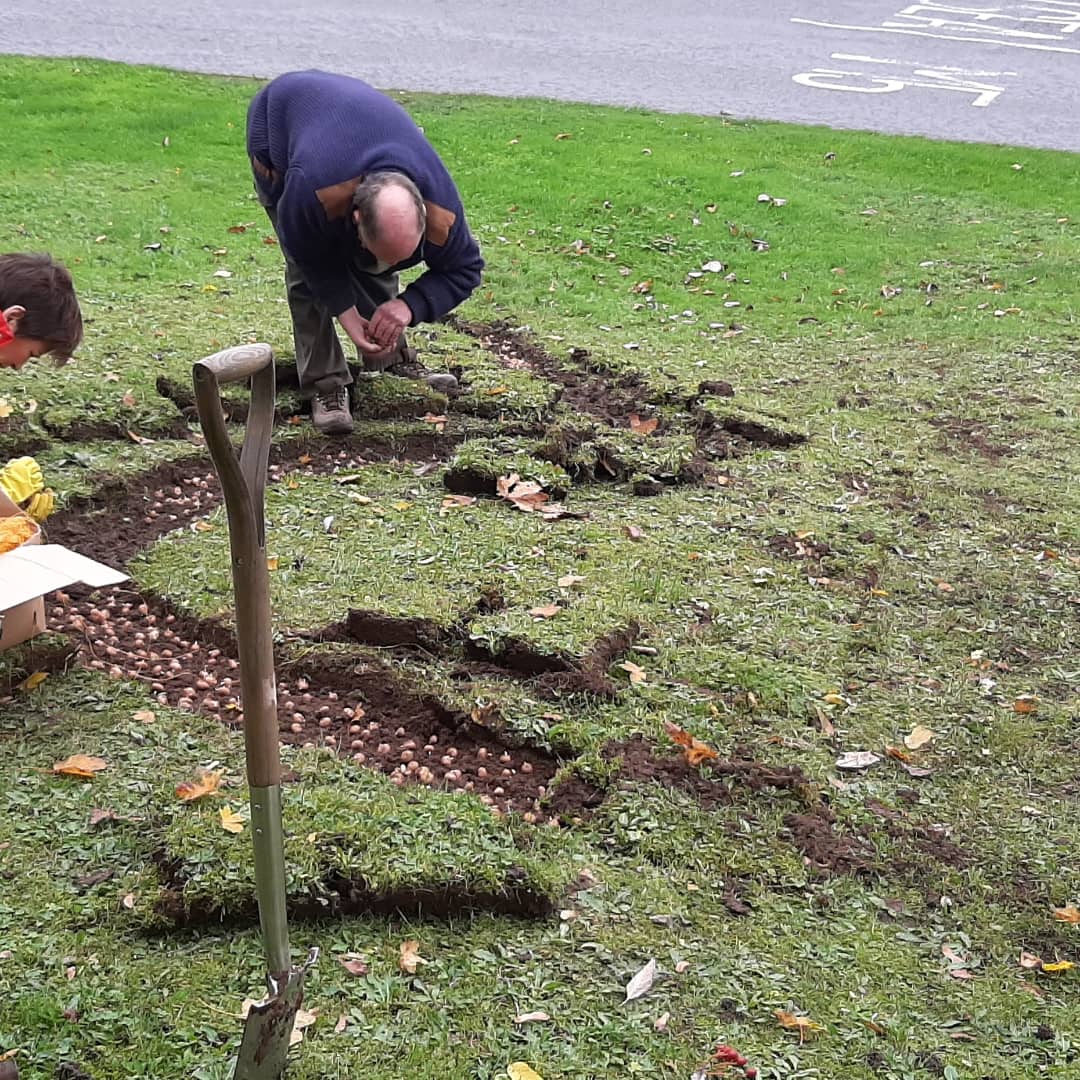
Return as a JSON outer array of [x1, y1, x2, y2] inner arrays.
[[714, 1045, 748, 1067]]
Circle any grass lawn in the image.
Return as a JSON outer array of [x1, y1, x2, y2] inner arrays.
[[1, 55, 1078, 1080]]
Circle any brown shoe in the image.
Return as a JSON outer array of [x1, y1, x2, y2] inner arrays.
[[384, 347, 459, 394], [311, 385, 353, 435]]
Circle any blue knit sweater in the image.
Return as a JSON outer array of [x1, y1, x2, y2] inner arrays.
[[247, 70, 483, 322]]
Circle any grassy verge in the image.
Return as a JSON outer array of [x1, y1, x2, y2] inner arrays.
[[1, 56, 1078, 1080]]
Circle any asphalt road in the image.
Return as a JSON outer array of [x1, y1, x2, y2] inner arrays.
[[6, 1, 1080, 150]]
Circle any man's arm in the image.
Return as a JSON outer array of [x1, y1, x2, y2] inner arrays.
[[398, 207, 484, 325]]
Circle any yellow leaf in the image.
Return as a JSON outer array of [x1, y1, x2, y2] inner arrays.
[[1041, 960, 1075, 972], [775, 1009, 824, 1042], [19, 671, 48, 692], [485, 385, 511, 396], [508, 1065, 544, 1080], [132, 709, 156, 723], [266, 556, 279, 571], [219, 806, 245, 834], [392, 501, 414, 511], [176, 769, 224, 802], [398, 939, 427, 974], [193, 520, 213, 533], [904, 725, 935, 751], [822, 693, 846, 707], [0, 398, 13, 419], [52, 754, 108, 779], [619, 661, 647, 685], [290, 1008, 316, 1046], [1054, 906, 1080, 924], [297, 453, 313, 465]]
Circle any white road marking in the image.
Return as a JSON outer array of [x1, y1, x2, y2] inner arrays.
[[791, 16, 1080, 53]]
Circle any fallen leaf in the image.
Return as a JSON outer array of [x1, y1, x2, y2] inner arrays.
[[623, 958, 657, 1003], [213, 269, 233, 279], [885, 745, 912, 763], [835, 751, 881, 770], [0, 398, 14, 419], [289, 1008, 316, 1046], [1054, 906, 1080, 924], [121, 390, 137, 407], [942, 945, 975, 979], [1019, 951, 1043, 970], [266, 556, 280, 571], [508, 1065, 543, 1080], [663, 720, 719, 765], [126, 429, 155, 445], [904, 725, 935, 751], [19, 671, 48, 692], [674, 960, 690, 974], [334, 1014, 348, 1033], [496, 473, 578, 521], [440, 495, 476, 513], [557, 574, 585, 588], [175, 769, 224, 802], [193, 520, 213, 533], [514, 1011, 550, 1024], [775, 1010, 824, 1042], [338, 953, 369, 977], [624, 525, 644, 541], [52, 754, 108, 779], [219, 806, 245, 834], [132, 709, 156, 723], [122, 892, 136, 910], [227, 222, 254, 234], [554, 132, 571, 140], [654, 1011, 671, 1032], [619, 660, 647, 686], [528, 604, 561, 619], [89, 808, 123, 826], [399, 939, 427, 974], [814, 707, 835, 737], [1041, 960, 1075, 972], [1014, 697, 1039, 714], [629, 413, 659, 436]]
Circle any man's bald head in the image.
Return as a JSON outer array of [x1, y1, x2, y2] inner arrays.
[[352, 172, 426, 268]]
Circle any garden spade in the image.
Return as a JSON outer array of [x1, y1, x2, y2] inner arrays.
[[192, 344, 317, 1080]]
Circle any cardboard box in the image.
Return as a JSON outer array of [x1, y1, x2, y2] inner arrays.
[[0, 490, 128, 650]]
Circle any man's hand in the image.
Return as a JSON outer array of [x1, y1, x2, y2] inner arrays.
[[366, 298, 413, 351], [338, 306, 384, 356]]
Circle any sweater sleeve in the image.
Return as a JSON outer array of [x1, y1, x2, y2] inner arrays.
[[399, 208, 484, 325], [273, 167, 358, 317]]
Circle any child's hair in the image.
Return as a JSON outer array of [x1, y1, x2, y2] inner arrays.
[[0, 252, 83, 359]]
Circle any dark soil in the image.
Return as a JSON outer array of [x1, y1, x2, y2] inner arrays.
[[453, 319, 660, 425], [544, 735, 812, 821], [931, 417, 1012, 461]]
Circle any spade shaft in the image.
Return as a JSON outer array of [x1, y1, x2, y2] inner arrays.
[[193, 344, 313, 1079]]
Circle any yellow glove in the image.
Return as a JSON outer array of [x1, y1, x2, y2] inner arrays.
[[0, 456, 45, 505], [25, 488, 55, 523]]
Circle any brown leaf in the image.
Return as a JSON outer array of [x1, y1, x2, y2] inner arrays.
[[121, 390, 137, 408], [175, 769, 224, 802], [775, 1010, 823, 1042], [440, 495, 477, 513], [89, 808, 124, 826], [528, 604, 561, 619], [398, 939, 428, 974], [619, 661, 647, 686], [1014, 697, 1039, 714], [624, 525, 644, 541], [663, 720, 719, 765], [334, 1014, 348, 1033], [942, 945, 975, 979], [126, 429, 156, 445], [1054, 906, 1080, 924], [52, 755, 108, 779], [228, 222, 255, 233], [1019, 950, 1043, 970], [338, 953, 369, 977], [557, 574, 586, 588], [132, 709, 156, 724], [496, 473, 579, 521], [629, 414, 659, 436]]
